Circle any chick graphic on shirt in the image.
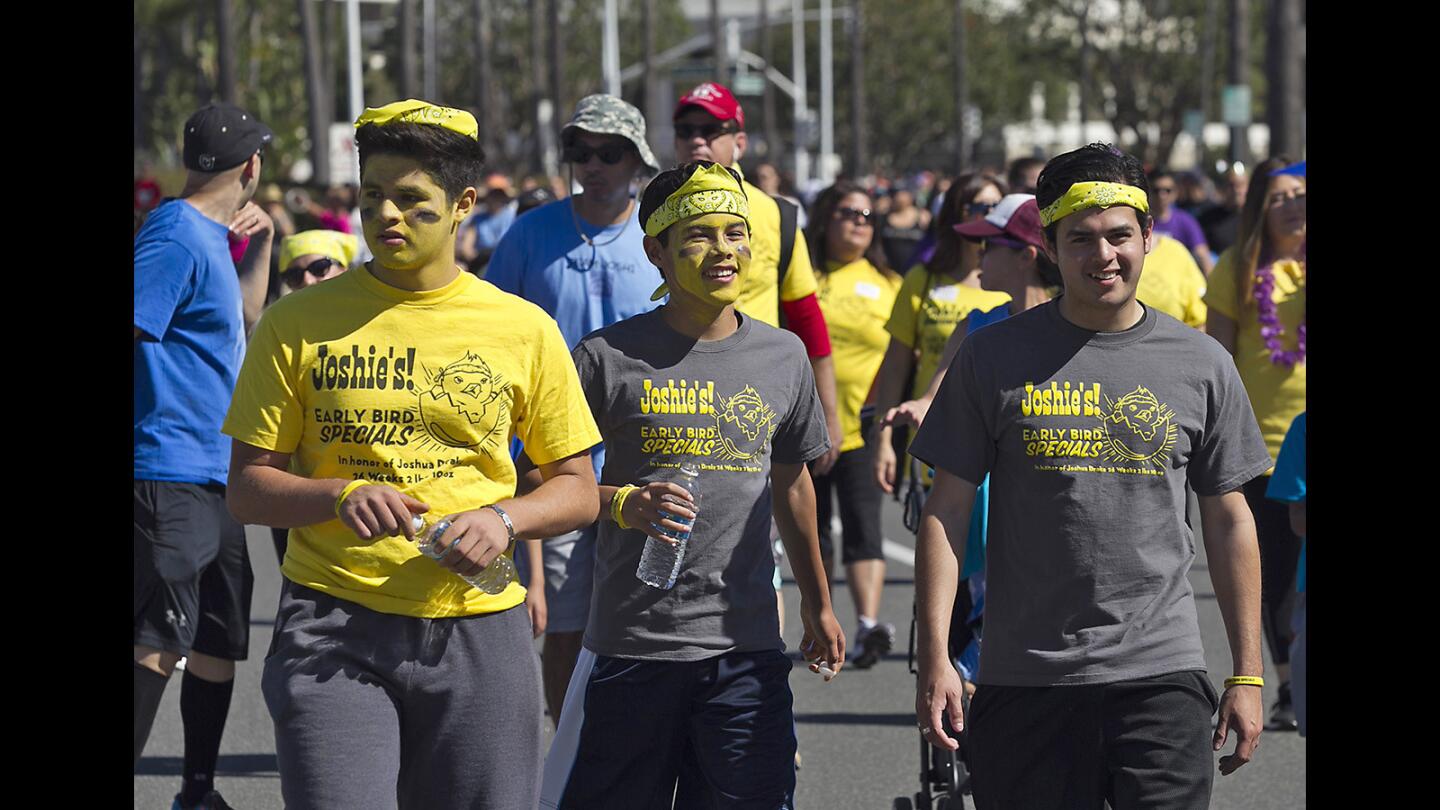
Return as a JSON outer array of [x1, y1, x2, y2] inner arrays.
[[714, 386, 777, 461], [1101, 386, 1177, 466], [417, 352, 509, 451]]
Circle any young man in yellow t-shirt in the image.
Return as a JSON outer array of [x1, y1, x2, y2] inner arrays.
[[222, 100, 602, 809]]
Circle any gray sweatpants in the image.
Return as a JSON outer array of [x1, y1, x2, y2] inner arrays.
[[262, 581, 543, 810]]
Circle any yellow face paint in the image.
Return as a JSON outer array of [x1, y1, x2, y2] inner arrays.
[[664, 213, 751, 312], [359, 154, 470, 272]]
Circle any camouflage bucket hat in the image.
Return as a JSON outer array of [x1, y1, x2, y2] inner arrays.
[[561, 94, 661, 173]]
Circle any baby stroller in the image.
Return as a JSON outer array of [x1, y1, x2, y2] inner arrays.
[[894, 459, 980, 810]]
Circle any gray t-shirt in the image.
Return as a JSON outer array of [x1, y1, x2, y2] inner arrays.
[[909, 300, 1272, 686], [573, 309, 831, 661]]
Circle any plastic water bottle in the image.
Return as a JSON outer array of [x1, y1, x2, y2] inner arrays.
[[411, 514, 515, 595], [636, 463, 701, 590]]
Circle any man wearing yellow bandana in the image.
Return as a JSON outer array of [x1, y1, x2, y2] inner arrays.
[[222, 99, 602, 809], [908, 143, 1273, 808], [539, 161, 843, 809]]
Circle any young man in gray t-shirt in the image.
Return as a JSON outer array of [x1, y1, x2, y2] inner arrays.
[[909, 144, 1273, 809], [539, 161, 844, 809]]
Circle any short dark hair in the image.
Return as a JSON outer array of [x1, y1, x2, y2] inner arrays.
[[1007, 156, 1046, 193], [1035, 252, 1062, 288], [1036, 143, 1151, 243], [355, 122, 486, 203], [638, 160, 746, 245]]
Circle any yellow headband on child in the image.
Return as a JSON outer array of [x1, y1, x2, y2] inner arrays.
[[280, 230, 359, 272], [643, 162, 750, 238], [354, 99, 479, 141], [644, 163, 751, 301], [1038, 182, 1150, 227]]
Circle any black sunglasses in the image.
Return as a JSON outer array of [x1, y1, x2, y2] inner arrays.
[[563, 143, 632, 165], [673, 122, 736, 141], [282, 256, 338, 288], [965, 202, 996, 218], [833, 206, 876, 225]]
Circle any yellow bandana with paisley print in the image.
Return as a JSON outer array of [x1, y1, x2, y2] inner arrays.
[[354, 99, 479, 141], [643, 162, 750, 237], [1038, 181, 1150, 227]]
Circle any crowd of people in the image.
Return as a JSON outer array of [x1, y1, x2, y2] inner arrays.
[[135, 80, 1305, 810]]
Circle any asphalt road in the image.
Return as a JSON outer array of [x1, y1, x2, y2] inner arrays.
[[135, 495, 1305, 808]]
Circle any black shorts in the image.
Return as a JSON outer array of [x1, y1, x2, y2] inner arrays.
[[134, 480, 254, 660], [812, 441, 885, 566], [967, 670, 1219, 810]]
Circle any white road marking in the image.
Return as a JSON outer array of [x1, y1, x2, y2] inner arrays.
[[829, 514, 915, 567], [882, 538, 915, 567]]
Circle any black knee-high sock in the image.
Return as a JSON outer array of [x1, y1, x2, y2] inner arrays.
[[135, 662, 170, 768], [180, 669, 235, 805]]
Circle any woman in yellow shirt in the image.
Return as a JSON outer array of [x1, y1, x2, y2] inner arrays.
[[806, 181, 903, 668], [1204, 155, 1306, 731], [872, 173, 1011, 494]]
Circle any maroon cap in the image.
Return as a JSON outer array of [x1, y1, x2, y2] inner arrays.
[[954, 194, 1044, 249], [674, 82, 745, 129]]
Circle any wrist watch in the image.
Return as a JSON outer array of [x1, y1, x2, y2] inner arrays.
[[485, 503, 516, 548]]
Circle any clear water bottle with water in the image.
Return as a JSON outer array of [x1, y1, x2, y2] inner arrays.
[[411, 514, 515, 595], [636, 463, 701, 590]]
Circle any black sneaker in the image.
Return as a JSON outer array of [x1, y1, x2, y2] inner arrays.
[[1266, 681, 1298, 731], [171, 791, 235, 810], [851, 622, 895, 669]]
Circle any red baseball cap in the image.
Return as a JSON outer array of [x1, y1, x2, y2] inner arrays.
[[674, 82, 745, 129], [954, 194, 1045, 250]]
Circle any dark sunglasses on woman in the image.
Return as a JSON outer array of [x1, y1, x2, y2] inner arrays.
[[833, 206, 876, 225], [965, 201, 996, 218], [282, 256, 339, 289]]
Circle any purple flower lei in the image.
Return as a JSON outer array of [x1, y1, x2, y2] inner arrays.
[[1254, 260, 1305, 366]]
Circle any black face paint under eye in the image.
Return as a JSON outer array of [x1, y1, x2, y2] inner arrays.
[[359, 206, 377, 220], [412, 209, 444, 224]]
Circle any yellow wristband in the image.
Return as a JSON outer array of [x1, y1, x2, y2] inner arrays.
[[335, 479, 371, 517], [612, 485, 639, 530], [1224, 676, 1265, 689]]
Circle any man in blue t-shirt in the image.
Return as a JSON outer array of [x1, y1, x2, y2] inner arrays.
[[458, 177, 518, 273], [134, 102, 275, 810], [485, 93, 661, 725]]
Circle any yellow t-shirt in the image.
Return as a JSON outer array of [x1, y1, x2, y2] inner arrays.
[[735, 179, 819, 328], [884, 265, 1011, 398], [222, 267, 602, 618], [816, 259, 903, 452], [1137, 235, 1208, 329], [1202, 248, 1306, 463]]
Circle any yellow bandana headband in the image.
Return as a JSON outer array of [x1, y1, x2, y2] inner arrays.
[[354, 99, 479, 141], [645, 163, 751, 301], [280, 230, 359, 272], [1038, 181, 1150, 227], [643, 162, 750, 238]]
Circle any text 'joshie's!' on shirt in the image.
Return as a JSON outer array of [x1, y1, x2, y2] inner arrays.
[[909, 301, 1272, 687], [573, 310, 831, 661], [222, 267, 601, 619]]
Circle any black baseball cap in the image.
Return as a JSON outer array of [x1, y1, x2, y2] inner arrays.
[[182, 102, 274, 172]]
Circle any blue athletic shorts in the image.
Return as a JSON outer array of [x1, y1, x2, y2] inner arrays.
[[542, 647, 797, 809]]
